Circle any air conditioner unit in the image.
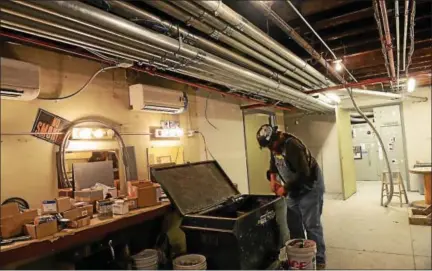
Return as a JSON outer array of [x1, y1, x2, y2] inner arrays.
[[0, 57, 40, 101], [129, 84, 187, 114]]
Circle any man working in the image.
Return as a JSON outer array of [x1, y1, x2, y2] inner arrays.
[[256, 124, 326, 268]]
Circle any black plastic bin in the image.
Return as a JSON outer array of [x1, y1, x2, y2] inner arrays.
[[151, 161, 284, 270]]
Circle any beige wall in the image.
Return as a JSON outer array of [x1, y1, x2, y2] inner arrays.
[[402, 86, 431, 190], [244, 113, 272, 195], [1, 43, 250, 207], [335, 107, 357, 199], [193, 94, 249, 193], [284, 114, 343, 194]]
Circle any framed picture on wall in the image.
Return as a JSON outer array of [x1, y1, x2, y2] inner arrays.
[[353, 146, 362, 160]]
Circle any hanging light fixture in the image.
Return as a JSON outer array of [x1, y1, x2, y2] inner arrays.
[[333, 59, 343, 72], [407, 77, 416, 92]]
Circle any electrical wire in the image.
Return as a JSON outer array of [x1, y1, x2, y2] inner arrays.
[[346, 87, 394, 207], [205, 93, 219, 130], [197, 131, 216, 161], [84, 47, 118, 63], [37, 65, 120, 100]]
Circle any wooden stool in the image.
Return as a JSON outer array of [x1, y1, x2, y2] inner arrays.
[[381, 172, 409, 207]]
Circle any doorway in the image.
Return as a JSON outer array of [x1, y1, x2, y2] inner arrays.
[[351, 105, 409, 189], [243, 111, 274, 195]]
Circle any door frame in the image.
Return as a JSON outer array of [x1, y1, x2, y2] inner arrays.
[[242, 109, 274, 194]]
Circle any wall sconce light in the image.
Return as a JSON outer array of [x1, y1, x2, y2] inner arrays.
[[72, 128, 114, 140], [154, 127, 184, 139]]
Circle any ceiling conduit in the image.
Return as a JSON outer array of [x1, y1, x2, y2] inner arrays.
[[0, 0, 333, 112], [192, 0, 332, 86], [106, 0, 305, 90], [152, 0, 319, 89]]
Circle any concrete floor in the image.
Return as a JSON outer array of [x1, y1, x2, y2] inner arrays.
[[323, 181, 431, 270]]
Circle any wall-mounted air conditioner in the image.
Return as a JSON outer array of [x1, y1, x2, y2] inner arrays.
[[0, 57, 40, 101], [129, 84, 187, 114]]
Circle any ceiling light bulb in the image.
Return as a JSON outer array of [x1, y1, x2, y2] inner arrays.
[[407, 77, 416, 92], [176, 128, 184, 137], [326, 93, 341, 104], [92, 129, 105, 139], [333, 59, 343, 72]]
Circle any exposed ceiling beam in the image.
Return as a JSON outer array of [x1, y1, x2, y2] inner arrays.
[[321, 25, 377, 42], [310, 7, 373, 31], [352, 59, 432, 75], [300, 0, 354, 17], [355, 65, 432, 80], [310, 12, 430, 44], [341, 40, 432, 70], [275, 0, 356, 23]]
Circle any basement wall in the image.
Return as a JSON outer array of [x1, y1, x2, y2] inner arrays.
[[284, 114, 343, 194], [0, 43, 249, 207], [402, 86, 432, 190]]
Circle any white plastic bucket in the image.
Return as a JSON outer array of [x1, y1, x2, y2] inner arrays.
[[285, 239, 317, 270]]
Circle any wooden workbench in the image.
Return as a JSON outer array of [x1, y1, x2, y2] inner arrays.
[[410, 167, 432, 204], [0, 202, 171, 268]]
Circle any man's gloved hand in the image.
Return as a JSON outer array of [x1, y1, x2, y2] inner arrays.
[[275, 186, 287, 197], [270, 179, 281, 192]]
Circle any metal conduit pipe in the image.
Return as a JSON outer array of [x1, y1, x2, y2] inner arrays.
[[347, 87, 394, 207], [378, 0, 397, 82], [192, 0, 332, 86], [152, 0, 320, 88], [2, 1, 321, 110], [373, 0, 392, 79], [106, 0, 306, 90], [0, 31, 295, 111], [402, 0, 409, 71], [395, 0, 401, 86], [180, 69, 286, 102], [1, 20, 294, 106], [20, 0, 334, 112], [284, 0, 357, 83], [250, 1, 344, 85], [2, 0, 308, 108], [0, 13, 316, 108]]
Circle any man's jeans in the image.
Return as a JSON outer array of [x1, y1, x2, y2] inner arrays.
[[276, 167, 326, 264]]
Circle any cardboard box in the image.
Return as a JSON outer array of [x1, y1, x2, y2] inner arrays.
[[113, 200, 129, 215], [0, 209, 38, 238], [62, 208, 80, 221], [79, 205, 94, 218], [67, 216, 91, 229], [58, 188, 73, 198], [136, 184, 160, 208], [1, 203, 20, 218], [74, 189, 104, 202], [125, 197, 138, 210], [128, 180, 152, 198], [56, 197, 74, 213], [25, 220, 58, 239], [41, 200, 57, 214], [62, 205, 93, 220], [106, 187, 118, 199]]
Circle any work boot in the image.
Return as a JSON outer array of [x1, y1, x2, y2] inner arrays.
[[316, 263, 326, 270]]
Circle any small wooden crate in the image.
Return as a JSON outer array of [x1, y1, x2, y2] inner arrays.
[[409, 205, 431, 226]]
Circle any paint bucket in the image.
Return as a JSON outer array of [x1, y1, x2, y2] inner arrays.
[[173, 254, 207, 270], [132, 249, 159, 270], [284, 239, 317, 270]]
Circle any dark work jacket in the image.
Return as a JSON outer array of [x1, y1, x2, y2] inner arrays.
[[269, 133, 318, 198]]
